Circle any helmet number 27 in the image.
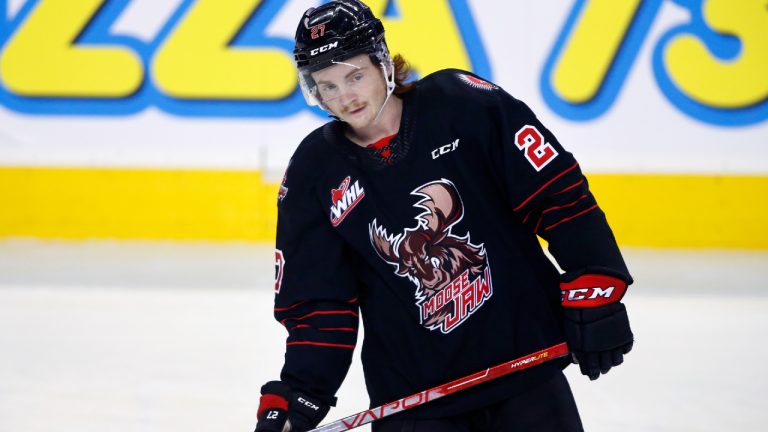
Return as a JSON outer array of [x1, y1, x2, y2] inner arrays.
[[311, 24, 326, 40]]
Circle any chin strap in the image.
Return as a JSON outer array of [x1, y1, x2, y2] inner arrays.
[[372, 58, 396, 123]]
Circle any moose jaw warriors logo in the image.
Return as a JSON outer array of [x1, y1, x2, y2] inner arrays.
[[370, 179, 493, 334]]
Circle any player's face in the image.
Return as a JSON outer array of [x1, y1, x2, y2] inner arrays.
[[311, 54, 388, 129]]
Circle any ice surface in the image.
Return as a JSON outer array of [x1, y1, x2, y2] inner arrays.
[[0, 240, 766, 431]]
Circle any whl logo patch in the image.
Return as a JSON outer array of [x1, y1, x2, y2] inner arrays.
[[330, 176, 365, 227]]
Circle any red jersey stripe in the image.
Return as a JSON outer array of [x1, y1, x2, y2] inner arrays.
[[513, 162, 579, 212], [541, 194, 588, 215], [287, 341, 355, 349], [280, 310, 359, 326], [543, 204, 599, 231], [275, 297, 358, 312], [274, 301, 307, 312], [553, 179, 584, 196]]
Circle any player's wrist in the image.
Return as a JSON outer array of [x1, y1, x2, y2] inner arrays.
[[562, 302, 633, 352]]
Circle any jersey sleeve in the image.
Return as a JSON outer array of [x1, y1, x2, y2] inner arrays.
[[273, 155, 360, 405], [485, 86, 630, 280]]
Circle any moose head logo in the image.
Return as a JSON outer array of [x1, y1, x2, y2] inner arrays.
[[369, 179, 493, 333]]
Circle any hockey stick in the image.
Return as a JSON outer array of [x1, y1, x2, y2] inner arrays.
[[309, 342, 569, 432]]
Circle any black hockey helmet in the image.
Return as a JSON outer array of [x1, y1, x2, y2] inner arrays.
[[294, 0, 386, 72], [293, 0, 394, 107]]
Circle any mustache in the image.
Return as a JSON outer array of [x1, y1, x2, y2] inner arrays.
[[342, 104, 366, 114]]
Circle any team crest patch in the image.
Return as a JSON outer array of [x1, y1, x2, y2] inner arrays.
[[369, 179, 493, 334], [330, 176, 365, 227], [457, 73, 498, 91]]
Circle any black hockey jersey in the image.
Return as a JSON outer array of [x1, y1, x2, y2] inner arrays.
[[272, 69, 630, 419]]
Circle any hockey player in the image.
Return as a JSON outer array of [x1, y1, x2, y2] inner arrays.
[[255, 1, 634, 431]]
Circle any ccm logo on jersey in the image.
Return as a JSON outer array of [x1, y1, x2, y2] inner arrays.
[[560, 274, 628, 308], [310, 41, 339, 56], [432, 139, 460, 159], [330, 176, 365, 227]]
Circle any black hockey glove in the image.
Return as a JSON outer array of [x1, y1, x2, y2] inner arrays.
[[560, 270, 634, 380], [255, 381, 331, 432]]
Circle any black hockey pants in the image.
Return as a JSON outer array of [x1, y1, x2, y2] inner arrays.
[[372, 372, 584, 432]]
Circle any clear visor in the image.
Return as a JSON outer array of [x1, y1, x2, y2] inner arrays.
[[297, 46, 395, 109], [298, 57, 370, 107]]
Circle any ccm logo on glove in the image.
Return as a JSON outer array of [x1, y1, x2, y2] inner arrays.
[[560, 274, 627, 308], [297, 396, 320, 411]]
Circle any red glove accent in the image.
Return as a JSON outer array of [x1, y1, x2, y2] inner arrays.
[[257, 393, 289, 419], [560, 273, 627, 308]]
